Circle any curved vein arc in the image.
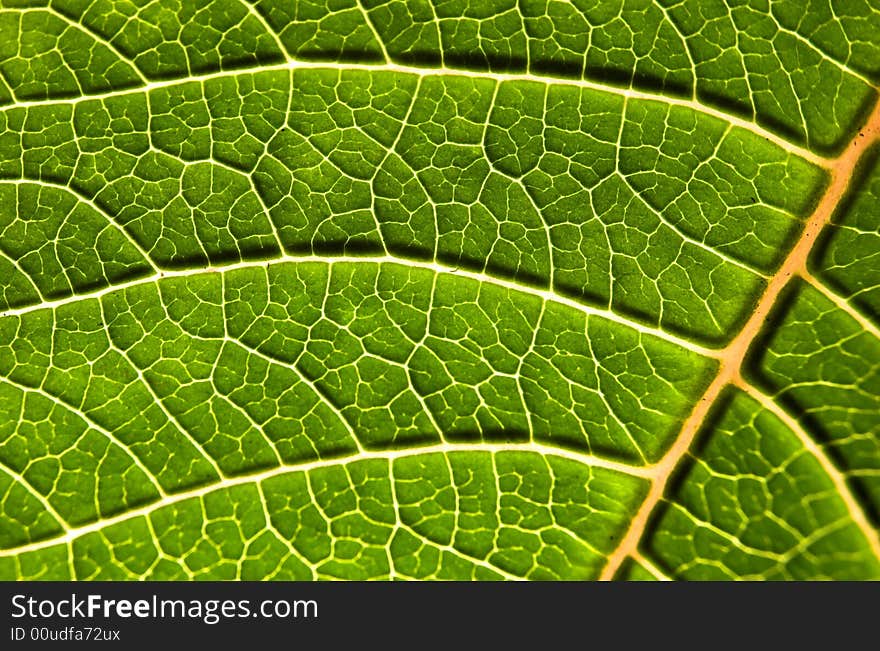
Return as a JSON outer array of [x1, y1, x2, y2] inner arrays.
[[0, 253, 720, 358], [0, 178, 159, 274], [802, 270, 880, 343], [0, 58, 829, 167], [736, 380, 880, 560], [0, 441, 650, 559], [0, 376, 165, 498], [0, 7, 147, 85], [0, 458, 68, 533]]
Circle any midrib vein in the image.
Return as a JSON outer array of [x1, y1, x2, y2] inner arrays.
[[598, 98, 880, 580], [0, 57, 829, 167], [0, 440, 652, 558]]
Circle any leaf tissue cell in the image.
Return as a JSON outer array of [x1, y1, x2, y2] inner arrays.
[[0, 0, 877, 580]]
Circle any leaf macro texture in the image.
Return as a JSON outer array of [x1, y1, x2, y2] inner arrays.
[[0, 0, 878, 581]]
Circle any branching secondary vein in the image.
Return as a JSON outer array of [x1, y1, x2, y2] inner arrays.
[[598, 99, 880, 580], [0, 441, 651, 558], [0, 59, 829, 166]]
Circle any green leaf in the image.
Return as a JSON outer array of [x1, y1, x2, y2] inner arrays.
[[0, 0, 877, 580]]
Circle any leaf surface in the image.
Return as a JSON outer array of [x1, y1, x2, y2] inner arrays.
[[0, 0, 878, 580]]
